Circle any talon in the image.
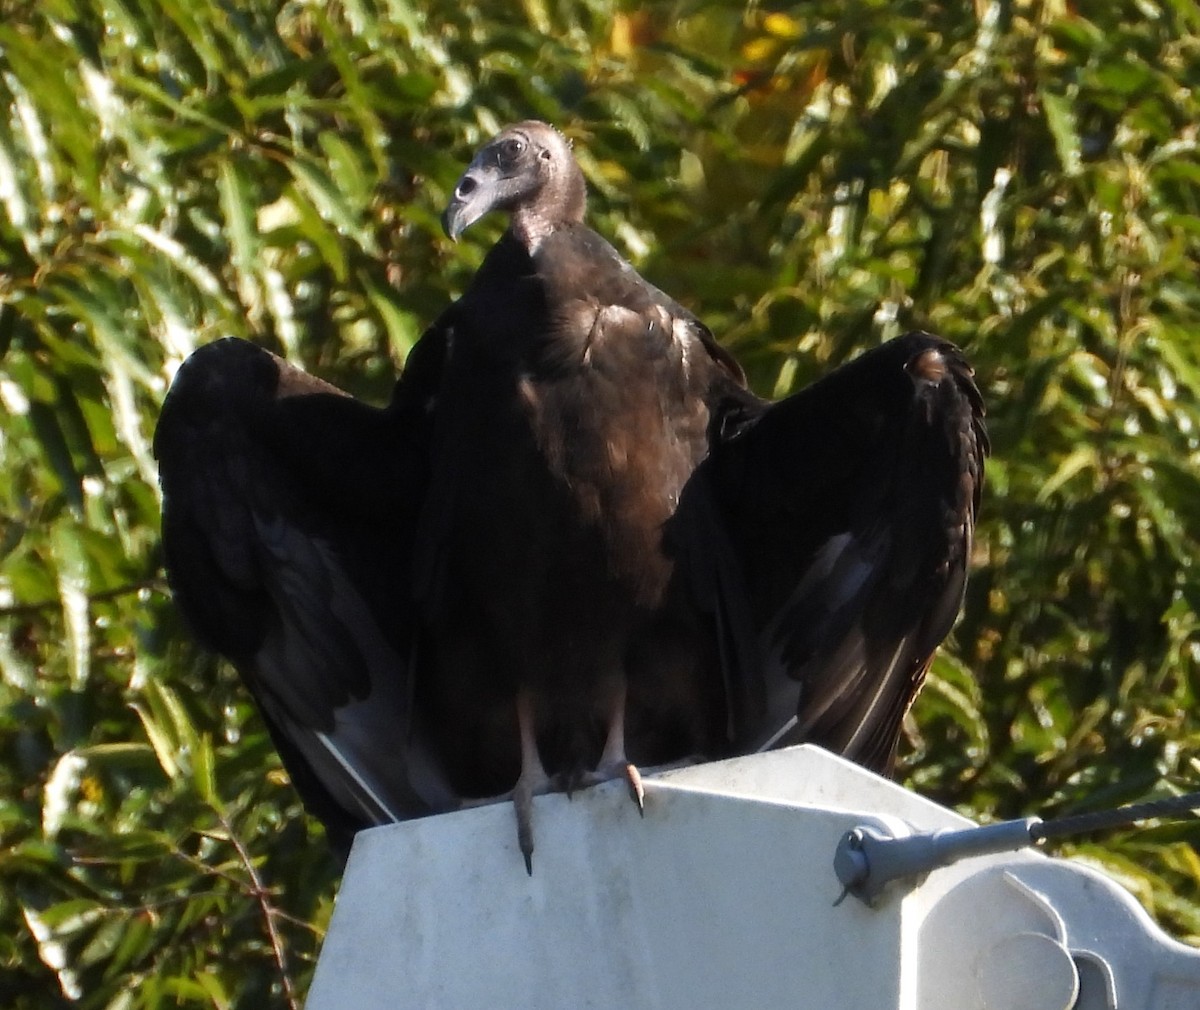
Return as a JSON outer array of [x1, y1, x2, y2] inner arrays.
[[562, 771, 579, 799], [512, 689, 549, 874], [514, 777, 537, 875], [625, 762, 645, 815]]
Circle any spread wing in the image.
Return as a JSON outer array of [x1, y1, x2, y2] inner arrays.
[[154, 338, 455, 855], [687, 331, 988, 772]]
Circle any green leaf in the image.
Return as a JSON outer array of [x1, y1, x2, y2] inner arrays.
[[217, 159, 263, 315], [1040, 89, 1082, 177], [130, 702, 180, 782], [1037, 445, 1099, 501], [287, 155, 379, 256]]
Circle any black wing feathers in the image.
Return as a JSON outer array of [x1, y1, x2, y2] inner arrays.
[[696, 332, 987, 770], [155, 338, 440, 852]]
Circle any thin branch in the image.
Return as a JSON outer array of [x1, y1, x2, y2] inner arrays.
[[76, 844, 325, 940], [0, 579, 167, 618], [216, 810, 301, 1010]]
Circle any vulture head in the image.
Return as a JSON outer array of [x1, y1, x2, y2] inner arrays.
[[442, 121, 586, 248]]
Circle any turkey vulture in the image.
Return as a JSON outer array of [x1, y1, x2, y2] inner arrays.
[[155, 121, 986, 870]]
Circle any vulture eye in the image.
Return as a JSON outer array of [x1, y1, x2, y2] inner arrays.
[[500, 138, 526, 160]]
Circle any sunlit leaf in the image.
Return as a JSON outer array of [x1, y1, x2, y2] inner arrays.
[[1040, 89, 1082, 176]]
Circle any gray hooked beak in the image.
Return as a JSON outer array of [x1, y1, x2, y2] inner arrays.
[[442, 155, 505, 241]]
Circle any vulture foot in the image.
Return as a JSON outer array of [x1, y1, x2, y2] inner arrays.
[[579, 760, 645, 814], [583, 681, 645, 813], [514, 690, 553, 874], [513, 763, 554, 875]]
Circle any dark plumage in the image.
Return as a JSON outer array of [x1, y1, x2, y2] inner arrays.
[[155, 121, 987, 868]]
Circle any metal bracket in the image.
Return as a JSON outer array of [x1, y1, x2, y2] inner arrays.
[[834, 816, 1044, 905]]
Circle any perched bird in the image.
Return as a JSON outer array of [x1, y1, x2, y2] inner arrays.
[[155, 121, 987, 870]]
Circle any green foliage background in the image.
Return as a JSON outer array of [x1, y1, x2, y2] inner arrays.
[[2, 0, 1199, 1004]]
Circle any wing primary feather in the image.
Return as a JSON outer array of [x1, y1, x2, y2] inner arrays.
[[312, 730, 405, 824], [754, 714, 798, 754]]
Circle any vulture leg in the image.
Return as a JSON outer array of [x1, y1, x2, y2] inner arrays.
[[583, 680, 645, 813], [511, 681, 647, 873], [513, 689, 553, 875]]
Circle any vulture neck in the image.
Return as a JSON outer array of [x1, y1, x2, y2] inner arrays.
[[509, 165, 587, 253]]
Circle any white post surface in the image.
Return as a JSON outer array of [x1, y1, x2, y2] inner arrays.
[[305, 746, 1200, 1010]]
